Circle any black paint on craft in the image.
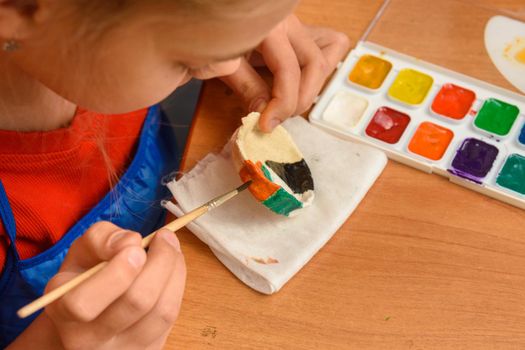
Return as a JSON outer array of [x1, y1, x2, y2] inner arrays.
[[265, 159, 314, 194]]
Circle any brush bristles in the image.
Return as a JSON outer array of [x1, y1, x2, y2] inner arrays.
[[207, 181, 252, 210], [236, 180, 252, 193]]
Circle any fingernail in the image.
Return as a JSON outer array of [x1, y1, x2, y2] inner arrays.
[[268, 118, 281, 130], [250, 98, 267, 113], [109, 230, 127, 248], [127, 249, 146, 268], [160, 230, 181, 252]]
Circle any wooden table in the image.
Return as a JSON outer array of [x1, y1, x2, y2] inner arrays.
[[166, 1, 525, 349]]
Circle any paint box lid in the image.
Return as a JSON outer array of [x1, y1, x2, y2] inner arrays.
[[363, 0, 525, 93]]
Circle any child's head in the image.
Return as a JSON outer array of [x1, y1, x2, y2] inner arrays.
[[0, 0, 297, 113]]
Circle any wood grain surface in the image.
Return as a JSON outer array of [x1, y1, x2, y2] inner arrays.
[[165, 1, 525, 349]]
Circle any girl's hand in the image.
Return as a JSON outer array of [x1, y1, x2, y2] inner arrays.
[[9, 222, 186, 350], [221, 14, 350, 132]]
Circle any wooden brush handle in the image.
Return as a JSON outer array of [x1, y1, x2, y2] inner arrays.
[[141, 206, 208, 247], [17, 205, 209, 319]]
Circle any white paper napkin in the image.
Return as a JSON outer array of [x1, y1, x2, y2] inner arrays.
[[164, 117, 387, 294]]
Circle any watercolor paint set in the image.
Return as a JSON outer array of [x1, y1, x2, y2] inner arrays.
[[309, 41, 525, 210]]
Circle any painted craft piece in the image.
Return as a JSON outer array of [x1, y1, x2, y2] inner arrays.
[[232, 113, 314, 216], [309, 41, 525, 210], [485, 16, 525, 93]]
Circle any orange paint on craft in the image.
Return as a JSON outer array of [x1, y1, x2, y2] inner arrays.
[[431, 84, 476, 120], [408, 122, 454, 161], [239, 160, 279, 201]]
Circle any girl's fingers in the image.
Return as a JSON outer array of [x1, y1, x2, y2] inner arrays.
[[247, 51, 266, 67], [305, 25, 351, 71], [287, 16, 329, 114], [257, 23, 301, 132], [60, 221, 143, 272], [220, 58, 271, 114], [91, 230, 182, 339], [219, 16, 349, 134], [44, 225, 186, 348], [46, 245, 146, 323], [118, 245, 186, 347], [144, 329, 172, 350]]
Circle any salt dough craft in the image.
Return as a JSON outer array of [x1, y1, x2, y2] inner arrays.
[[231, 113, 314, 216]]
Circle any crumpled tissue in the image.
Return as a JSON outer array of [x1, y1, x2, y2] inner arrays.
[[163, 117, 387, 294]]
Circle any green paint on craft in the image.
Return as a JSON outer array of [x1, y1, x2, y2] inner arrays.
[[261, 164, 273, 182], [262, 188, 303, 216], [474, 98, 520, 136], [496, 154, 525, 195]]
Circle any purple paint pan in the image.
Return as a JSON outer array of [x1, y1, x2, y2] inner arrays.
[[449, 138, 499, 184]]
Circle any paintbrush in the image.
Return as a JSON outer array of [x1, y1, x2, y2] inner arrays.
[[17, 181, 252, 319]]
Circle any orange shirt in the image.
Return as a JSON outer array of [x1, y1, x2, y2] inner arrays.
[[0, 108, 148, 270]]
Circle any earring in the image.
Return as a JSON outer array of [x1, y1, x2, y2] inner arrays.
[[2, 40, 20, 52]]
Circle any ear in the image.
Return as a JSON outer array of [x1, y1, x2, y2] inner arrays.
[[0, 0, 51, 40]]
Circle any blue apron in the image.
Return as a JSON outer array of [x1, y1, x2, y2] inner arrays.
[[0, 105, 179, 348]]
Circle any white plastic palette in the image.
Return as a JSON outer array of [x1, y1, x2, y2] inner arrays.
[[309, 41, 525, 210]]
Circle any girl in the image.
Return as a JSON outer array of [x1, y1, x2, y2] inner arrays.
[[0, 0, 349, 348]]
